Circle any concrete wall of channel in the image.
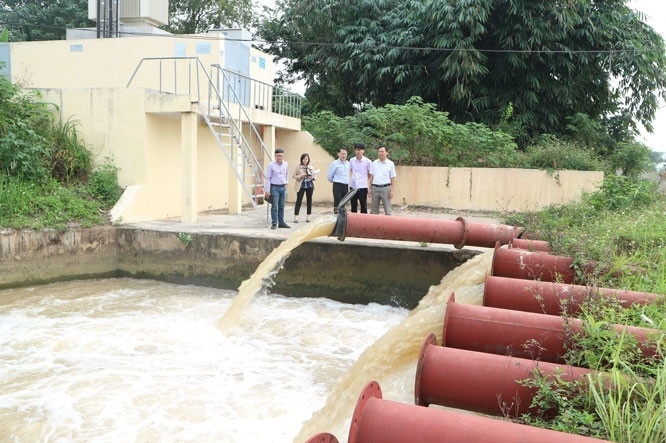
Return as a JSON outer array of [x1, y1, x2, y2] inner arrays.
[[1, 227, 479, 309]]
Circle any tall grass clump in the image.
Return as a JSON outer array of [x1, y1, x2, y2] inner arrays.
[[588, 361, 666, 443]]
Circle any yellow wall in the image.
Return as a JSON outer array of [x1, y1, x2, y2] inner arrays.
[[276, 129, 334, 204], [11, 35, 224, 90], [394, 166, 603, 212], [37, 88, 237, 223]]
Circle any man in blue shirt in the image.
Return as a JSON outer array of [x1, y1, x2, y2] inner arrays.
[[264, 149, 290, 229], [326, 147, 350, 214]]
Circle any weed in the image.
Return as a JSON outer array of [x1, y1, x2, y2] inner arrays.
[[177, 233, 193, 245]]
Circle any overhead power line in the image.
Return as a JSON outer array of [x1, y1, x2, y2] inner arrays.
[[0, 20, 662, 56]]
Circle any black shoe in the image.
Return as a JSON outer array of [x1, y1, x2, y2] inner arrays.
[[271, 224, 277, 230], [278, 223, 291, 229]]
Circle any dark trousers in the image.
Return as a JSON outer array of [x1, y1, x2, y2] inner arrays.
[[332, 182, 349, 213], [294, 187, 313, 215], [350, 187, 368, 213]]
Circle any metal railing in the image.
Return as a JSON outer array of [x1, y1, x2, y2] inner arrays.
[[213, 66, 302, 119], [126, 56, 282, 217]]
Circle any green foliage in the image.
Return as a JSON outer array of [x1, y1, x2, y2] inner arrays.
[[87, 161, 122, 207], [503, 177, 666, 288], [0, 29, 9, 42], [0, 0, 93, 41], [565, 309, 651, 370], [523, 135, 606, 172], [564, 113, 617, 156], [303, 97, 524, 167], [587, 175, 657, 211], [518, 369, 606, 439], [164, 0, 256, 34], [0, 76, 98, 185], [0, 75, 122, 229], [259, 0, 666, 146], [608, 141, 654, 177], [46, 117, 93, 184], [0, 175, 108, 229], [0, 77, 54, 180], [177, 232, 193, 245]]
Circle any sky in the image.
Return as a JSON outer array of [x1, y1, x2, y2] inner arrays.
[[629, 0, 666, 155], [257, 0, 666, 155]]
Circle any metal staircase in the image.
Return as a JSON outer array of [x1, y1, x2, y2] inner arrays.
[[126, 56, 273, 219]]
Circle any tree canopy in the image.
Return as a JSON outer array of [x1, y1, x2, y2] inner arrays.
[[165, 0, 256, 34], [0, 0, 92, 41], [0, 0, 258, 39], [257, 0, 666, 143]]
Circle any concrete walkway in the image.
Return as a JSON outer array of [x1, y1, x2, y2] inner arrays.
[[125, 203, 504, 252]]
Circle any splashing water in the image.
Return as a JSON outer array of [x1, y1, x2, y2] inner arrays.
[[294, 251, 493, 442], [0, 279, 407, 442], [217, 216, 337, 333]]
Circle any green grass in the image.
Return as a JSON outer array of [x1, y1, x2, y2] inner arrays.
[[0, 167, 121, 230], [503, 177, 666, 441]]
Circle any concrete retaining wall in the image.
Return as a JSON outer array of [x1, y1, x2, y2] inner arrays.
[[1, 227, 478, 309], [0, 227, 119, 288]]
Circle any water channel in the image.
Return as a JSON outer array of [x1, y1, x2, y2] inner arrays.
[[0, 219, 491, 442]]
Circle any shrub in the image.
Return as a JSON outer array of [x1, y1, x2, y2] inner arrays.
[[87, 161, 122, 207], [303, 96, 523, 167], [523, 135, 606, 171], [587, 175, 657, 211]]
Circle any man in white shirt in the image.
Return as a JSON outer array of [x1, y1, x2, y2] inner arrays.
[[368, 146, 397, 215], [349, 143, 372, 213]]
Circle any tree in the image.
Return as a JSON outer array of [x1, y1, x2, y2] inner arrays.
[[164, 0, 256, 34], [257, 0, 666, 145], [0, 0, 92, 41]]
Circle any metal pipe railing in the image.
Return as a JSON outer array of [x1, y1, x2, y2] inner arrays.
[[127, 57, 283, 215]]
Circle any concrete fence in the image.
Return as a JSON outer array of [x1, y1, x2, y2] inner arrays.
[[275, 129, 605, 214]]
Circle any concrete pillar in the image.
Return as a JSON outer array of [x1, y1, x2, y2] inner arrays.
[[228, 142, 242, 215], [262, 124, 276, 170], [181, 111, 197, 223]]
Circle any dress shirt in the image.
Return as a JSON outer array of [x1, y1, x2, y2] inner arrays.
[[265, 160, 289, 190], [370, 158, 396, 185], [350, 156, 372, 189], [327, 159, 350, 184]]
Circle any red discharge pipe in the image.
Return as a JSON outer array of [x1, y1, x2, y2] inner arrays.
[[510, 236, 551, 252], [443, 293, 662, 363], [334, 212, 521, 248], [484, 275, 661, 315], [414, 334, 595, 417], [349, 380, 610, 443], [304, 433, 339, 443], [491, 244, 596, 283]]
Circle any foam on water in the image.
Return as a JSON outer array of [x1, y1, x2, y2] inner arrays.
[[0, 279, 407, 442]]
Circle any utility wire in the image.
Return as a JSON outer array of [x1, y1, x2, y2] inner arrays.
[[0, 20, 662, 56]]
